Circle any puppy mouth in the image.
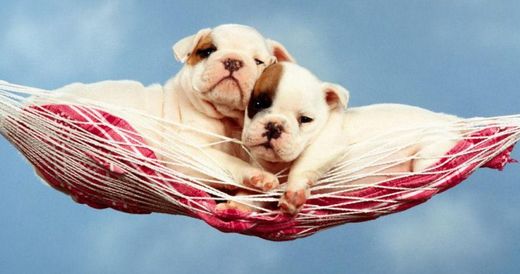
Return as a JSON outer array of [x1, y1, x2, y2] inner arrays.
[[206, 75, 243, 94], [250, 141, 286, 163], [246, 137, 273, 149], [254, 141, 280, 154]]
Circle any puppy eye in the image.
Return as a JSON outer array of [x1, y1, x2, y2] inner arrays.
[[196, 47, 217, 59], [254, 58, 265, 65], [253, 93, 272, 110], [298, 115, 314, 124]]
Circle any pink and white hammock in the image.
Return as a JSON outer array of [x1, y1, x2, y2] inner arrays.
[[0, 81, 518, 241]]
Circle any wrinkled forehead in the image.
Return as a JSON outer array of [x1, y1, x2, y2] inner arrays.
[[211, 25, 271, 55], [278, 62, 321, 100], [275, 63, 323, 105], [248, 62, 324, 119]]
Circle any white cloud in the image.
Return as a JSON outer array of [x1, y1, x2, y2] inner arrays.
[[431, 6, 520, 54], [434, 22, 520, 52], [1, 1, 131, 82], [374, 195, 502, 273], [476, 22, 520, 50], [245, 15, 342, 81], [80, 213, 283, 274]]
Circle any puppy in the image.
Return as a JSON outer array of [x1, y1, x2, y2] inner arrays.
[[242, 62, 461, 214], [161, 24, 294, 192], [35, 24, 295, 195]]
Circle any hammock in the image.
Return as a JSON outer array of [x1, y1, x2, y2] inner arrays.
[[0, 81, 518, 241]]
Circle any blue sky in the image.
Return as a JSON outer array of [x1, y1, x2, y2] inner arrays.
[[0, 1, 519, 273]]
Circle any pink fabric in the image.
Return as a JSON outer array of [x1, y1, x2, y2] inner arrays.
[[11, 104, 517, 241]]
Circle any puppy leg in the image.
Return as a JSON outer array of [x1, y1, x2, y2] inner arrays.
[[214, 189, 273, 213], [279, 114, 346, 215], [280, 143, 346, 215], [215, 190, 255, 213], [201, 148, 279, 191], [279, 172, 314, 215]]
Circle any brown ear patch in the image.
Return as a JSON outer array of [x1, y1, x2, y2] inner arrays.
[[186, 34, 215, 66], [247, 63, 284, 119]]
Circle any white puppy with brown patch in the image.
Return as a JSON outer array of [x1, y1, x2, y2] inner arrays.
[[44, 24, 295, 193], [243, 62, 461, 214]]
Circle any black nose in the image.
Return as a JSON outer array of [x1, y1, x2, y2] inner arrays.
[[263, 122, 283, 140], [223, 58, 243, 72]]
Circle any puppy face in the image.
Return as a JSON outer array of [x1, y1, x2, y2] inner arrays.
[[242, 62, 348, 163], [173, 24, 294, 116]]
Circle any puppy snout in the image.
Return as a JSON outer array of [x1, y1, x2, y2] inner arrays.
[[263, 122, 283, 140], [223, 58, 243, 72]]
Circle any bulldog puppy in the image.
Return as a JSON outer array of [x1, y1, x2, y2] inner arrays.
[[242, 62, 461, 214], [41, 24, 295, 195], [162, 24, 294, 192]]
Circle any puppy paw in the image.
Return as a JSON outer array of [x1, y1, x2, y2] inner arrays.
[[243, 170, 279, 191], [215, 201, 253, 213], [279, 187, 309, 215]]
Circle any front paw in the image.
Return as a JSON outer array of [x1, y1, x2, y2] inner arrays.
[[215, 201, 253, 213], [243, 169, 279, 191], [279, 187, 309, 215]]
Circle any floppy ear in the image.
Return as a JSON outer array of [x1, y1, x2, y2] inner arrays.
[[266, 39, 296, 63], [172, 28, 212, 63], [321, 82, 349, 110]]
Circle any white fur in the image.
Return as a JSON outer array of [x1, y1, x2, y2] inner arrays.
[[243, 63, 461, 214], [40, 24, 295, 192]]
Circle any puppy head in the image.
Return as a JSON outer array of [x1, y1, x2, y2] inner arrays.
[[242, 62, 348, 163], [173, 24, 295, 117]]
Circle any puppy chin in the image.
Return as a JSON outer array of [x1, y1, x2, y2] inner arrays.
[[205, 79, 243, 108], [273, 145, 302, 162], [250, 146, 281, 162]]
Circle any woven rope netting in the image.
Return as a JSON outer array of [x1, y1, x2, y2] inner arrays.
[[0, 81, 518, 241]]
